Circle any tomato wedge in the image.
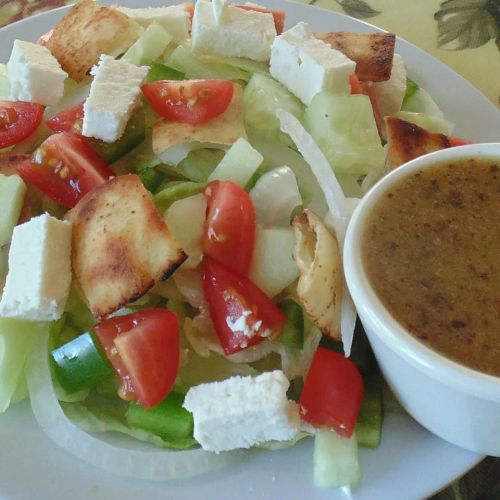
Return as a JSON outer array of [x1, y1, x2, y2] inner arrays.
[[203, 180, 255, 276], [449, 136, 472, 147], [46, 102, 84, 133], [299, 348, 364, 437], [0, 101, 44, 149], [235, 5, 285, 34], [15, 132, 114, 208], [141, 80, 234, 124], [202, 257, 286, 355], [93, 309, 180, 408]]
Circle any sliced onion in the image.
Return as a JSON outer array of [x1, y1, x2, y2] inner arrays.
[[277, 110, 357, 357], [26, 329, 243, 481]]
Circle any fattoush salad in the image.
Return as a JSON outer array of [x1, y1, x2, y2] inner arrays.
[[0, 0, 469, 488]]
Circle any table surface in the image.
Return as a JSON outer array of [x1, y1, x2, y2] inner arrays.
[[0, 0, 499, 498]]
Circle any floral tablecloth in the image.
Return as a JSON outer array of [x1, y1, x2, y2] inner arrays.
[[0, 0, 499, 498]]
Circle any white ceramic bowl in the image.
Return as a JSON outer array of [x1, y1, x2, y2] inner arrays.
[[344, 143, 500, 456]]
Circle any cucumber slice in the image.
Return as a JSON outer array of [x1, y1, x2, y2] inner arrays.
[[146, 62, 185, 82], [122, 22, 172, 66], [248, 226, 299, 298], [244, 73, 304, 147], [0, 174, 26, 247], [170, 148, 225, 182], [166, 45, 249, 81], [304, 92, 385, 175], [395, 110, 454, 135], [356, 372, 383, 449], [402, 87, 445, 119], [314, 429, 361, 488], [208, 138, 263, 187]]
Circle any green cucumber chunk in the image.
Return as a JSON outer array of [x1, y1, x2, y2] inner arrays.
[[147, 62, 185, 82], [51, 331, 114, 393], [122, 22, 172, 66], [304, 92, 385, 175], [125, 391, 195, 445], [314, 429, 361, 488], [402, 77, 419, 106], [244, 73, 304, 147], [208, 138, 263, 187], [356, 372, 383, 449], [89, 108, 146, 164], [0, 174, 26, 246], [277, 299, 304, 349]]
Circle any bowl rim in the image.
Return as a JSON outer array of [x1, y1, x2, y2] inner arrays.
[[344, 142, 500, 402]]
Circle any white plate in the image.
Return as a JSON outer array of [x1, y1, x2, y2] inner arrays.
[[1, 1, 496, 498]]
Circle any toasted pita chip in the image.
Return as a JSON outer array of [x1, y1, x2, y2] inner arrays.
[[292, 209, 342, 341], [316, 32, 395, 82], [152, 84, 247, 165], [385, 117, 451, 170], [66, 175, 187, 318], [47, 0, 142, 81]]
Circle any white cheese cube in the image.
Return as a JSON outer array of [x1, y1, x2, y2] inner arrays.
[[0, 214, 72, 321], [82, 55, 148, 143], [183, 370, 300, 452], [7, 40, 67, 106], [191, 0, 276, 62], [116, 5, 191, 43], [270, 22, 356, 105]]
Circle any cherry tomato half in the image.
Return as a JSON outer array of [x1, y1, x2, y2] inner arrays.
[[46, 102, 84, 133], [202, 257, 286, 355], [93, 308, 180, 408], [141, 79, 234, 124], [203, 180, 256, 276], [15, 132, 114, 208], [299, 347, 364, 437], [0, 101, 44, 149]]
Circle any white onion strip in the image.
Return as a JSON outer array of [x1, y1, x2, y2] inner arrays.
[[277, 110, 358, 356], [26, 329, 243, 481]]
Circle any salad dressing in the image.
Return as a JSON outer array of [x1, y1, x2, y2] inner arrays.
[[363, 157, 500, 376]]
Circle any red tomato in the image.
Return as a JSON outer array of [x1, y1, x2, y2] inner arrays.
[[349, 74, 363, 95], [299, 348, 364, 437], [235, 5, 285, 34], [203, 180, 256, 275], [448, 136, 472, 147], [0, 101, 44, 149], [202, 257, 286, 355], [15, 132, 114, 208], [46, 102, 84, 133], [93, 309, 180, 408], [141, 80, 234, 124]]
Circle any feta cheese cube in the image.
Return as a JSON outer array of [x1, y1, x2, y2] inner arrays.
[[116, 5, 191, 43], [270, 22, 356, 105], [0, 214, 72, 322], [7, 40, 67, 106], [183, 370, 300, 452], [82, 55, 148, 143], [191, 0, 276, 62]]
